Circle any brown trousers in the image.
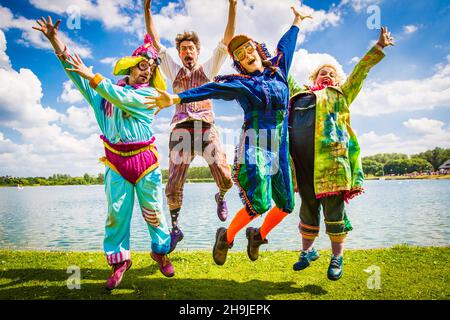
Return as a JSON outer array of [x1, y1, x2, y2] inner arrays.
[[165, 121, 233, 211]]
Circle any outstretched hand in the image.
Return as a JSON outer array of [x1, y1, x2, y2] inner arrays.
[[64, 53, 95, 81], [291, 6, 312, 25], [145, 88, 179, 116], [377, 26, 395, 48], [32, 16, 61, 41]]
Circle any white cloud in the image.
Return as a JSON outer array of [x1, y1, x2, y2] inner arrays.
[[29, 0, 145, 37], [359, 119, 450, 156], [60, 105, 98, 135], [339, 0, 382, 13], [99, 57, 119, 67], [0, 30, 11, 69], [352, 55, 450, 116], [290, 48, 346, 86], [153, 0, 341, 63], [403, 24, 418, 34], [0, 33, 102, 177], [403, 118, 447, 136], [349, 56, 360, 64], [0, 5, 92, 58], [59, 80, 84, 104]]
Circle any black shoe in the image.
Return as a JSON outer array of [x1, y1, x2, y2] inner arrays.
[[246, 227, 268, 261], [212, 227, 232, 265]]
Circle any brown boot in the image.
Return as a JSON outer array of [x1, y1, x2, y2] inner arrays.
[[213, 227, 233, 265], [246, 227, 268, 261]]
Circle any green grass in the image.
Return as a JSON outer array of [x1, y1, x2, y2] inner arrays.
[[0, 245, 448, 300]]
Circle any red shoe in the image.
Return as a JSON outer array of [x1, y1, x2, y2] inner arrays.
[[150, 252, 175, 277], [104, 260, 132, 291]]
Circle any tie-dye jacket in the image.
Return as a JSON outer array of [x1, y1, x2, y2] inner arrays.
[[288, 46, 385, 201]]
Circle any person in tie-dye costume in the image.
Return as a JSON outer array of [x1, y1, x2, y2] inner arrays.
[[33, 16, 175, 290], [288, 27, 394, 280]]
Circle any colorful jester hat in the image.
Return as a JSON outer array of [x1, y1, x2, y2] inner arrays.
[[113, 34, 167, 90]]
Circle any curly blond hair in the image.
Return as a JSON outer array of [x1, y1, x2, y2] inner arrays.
[[309, 64, 344, 86]]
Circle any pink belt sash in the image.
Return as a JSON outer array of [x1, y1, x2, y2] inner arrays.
[[99, 135, 159, 185]]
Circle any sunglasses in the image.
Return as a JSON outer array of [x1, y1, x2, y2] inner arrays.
[[137, 59, 156, 71], [233, 41, 256, 61]]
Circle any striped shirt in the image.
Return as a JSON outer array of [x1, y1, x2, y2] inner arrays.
[[158, 41, 229, 126]]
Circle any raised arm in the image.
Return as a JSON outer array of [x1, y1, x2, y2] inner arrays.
[[341, 27, 394, 106], [222, 0, 237, 46], [32, 16, 102, 112], [274, 7, 312, 76], [144, 0, 161, 52], [63, 54, 156, 118], [145, 81, 246, 115]]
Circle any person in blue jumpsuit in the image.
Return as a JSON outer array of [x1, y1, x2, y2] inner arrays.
[[33, 16, 174, 290], [146, 6, 312, 265]]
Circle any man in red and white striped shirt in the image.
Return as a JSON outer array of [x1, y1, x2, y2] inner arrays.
[[144, 0, 237, 252]]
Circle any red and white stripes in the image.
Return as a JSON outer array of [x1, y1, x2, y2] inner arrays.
[[142, 206, 160, 227], [106, 250, 131, 265]]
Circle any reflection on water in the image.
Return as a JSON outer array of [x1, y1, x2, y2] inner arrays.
[[0, 180, 449, 251]]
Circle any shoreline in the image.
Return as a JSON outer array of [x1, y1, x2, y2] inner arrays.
[[2, 175, 450, 187]]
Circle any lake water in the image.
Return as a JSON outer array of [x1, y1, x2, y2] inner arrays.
[[0, 180, 449, 252]]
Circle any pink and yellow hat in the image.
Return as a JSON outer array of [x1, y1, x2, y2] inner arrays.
[[113, 34, 167, 91]]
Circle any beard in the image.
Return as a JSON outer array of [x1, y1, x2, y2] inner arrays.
[[183, 56, 196, 69]]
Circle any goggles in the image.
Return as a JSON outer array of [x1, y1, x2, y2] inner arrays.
[[136, 58, 157, 71], [233, 41, 256, 61]]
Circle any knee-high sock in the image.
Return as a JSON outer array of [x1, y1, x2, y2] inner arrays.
[[226, 207, 257, 244], [259, 207, 288, 240]]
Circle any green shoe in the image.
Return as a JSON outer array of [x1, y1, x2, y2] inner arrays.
[[327, 255, 343, 280], [293, 248, 320, 271]]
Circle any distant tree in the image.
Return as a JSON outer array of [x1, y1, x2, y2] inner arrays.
[[97, 173, 104, 184], [384, 158, 433, 174], [407, 158, 433, 172], [362, 159, 384, 176], [363, 153, 408, 164], [83, 173, 92, 184], [412, 147, 450, 171]]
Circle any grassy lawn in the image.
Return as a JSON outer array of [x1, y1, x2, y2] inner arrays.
[[0, 245, 448, 300]]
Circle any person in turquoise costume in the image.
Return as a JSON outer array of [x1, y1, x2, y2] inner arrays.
[[146, 6, 312, 265], [288, 27, 394, 280], [33, 16, 175, 290]]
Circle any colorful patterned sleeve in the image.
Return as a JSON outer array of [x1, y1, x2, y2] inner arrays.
[[178, 80, 247, 103], [94, 77, 157, 118], [287, 74, 302, 97], [341, 45, 385, 106], [58, 56, 103, 112], [57, 55, 106, 130], [274, 25, 299, 77]]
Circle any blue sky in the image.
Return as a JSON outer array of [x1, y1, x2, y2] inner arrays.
[[0, 0, 449, 176]]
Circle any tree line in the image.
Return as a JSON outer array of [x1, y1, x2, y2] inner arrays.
[[1, 147, 449, 186], [362, 147, 450, 176]]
